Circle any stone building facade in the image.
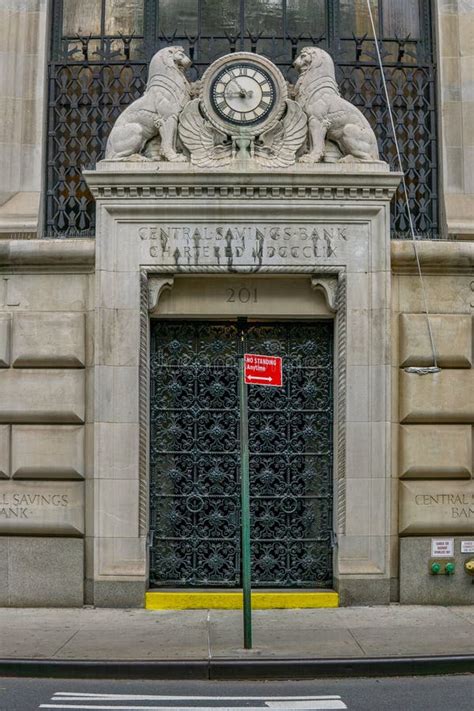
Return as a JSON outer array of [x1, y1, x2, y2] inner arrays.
[[0, 1, 472, 608]]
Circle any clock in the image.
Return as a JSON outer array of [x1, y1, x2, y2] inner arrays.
[[200, 52, 288, 137]]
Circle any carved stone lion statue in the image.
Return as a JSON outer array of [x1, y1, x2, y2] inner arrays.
[[105, 46, 192, 162], [294, 47, 379, 163]]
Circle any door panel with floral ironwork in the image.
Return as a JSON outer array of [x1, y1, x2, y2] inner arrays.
[[149, 319, 333, 588]]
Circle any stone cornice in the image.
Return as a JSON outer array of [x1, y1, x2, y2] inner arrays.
[[84, 162, 402, 203], [0, 239, 95, 268], [391, 239, 474, 273]]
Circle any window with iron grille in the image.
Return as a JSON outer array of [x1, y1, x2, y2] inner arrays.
[[47, 0, 438, 238]]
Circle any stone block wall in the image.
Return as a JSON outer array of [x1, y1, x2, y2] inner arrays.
[[0, 243, 93, 605], [392, 241, 474, 604]]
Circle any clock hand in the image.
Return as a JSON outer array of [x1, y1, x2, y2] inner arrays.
[[229, 79, 248, 97], [225, 90, 254, 98]]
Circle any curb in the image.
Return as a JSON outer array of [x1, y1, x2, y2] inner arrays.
[[0, 655, 472, 680]]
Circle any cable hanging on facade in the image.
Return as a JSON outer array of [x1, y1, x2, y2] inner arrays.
[[366, 0, 441, 375]]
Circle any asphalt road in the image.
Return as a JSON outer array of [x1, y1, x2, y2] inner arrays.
[[0, 675, 473, 711]]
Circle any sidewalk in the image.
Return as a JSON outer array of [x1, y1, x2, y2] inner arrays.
[[1, 605, 473, 678]]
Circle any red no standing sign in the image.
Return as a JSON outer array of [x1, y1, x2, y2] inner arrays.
[[244, 353, 283, 387]]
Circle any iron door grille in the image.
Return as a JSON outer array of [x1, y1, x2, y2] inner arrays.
[[149, 320, 334, 588]]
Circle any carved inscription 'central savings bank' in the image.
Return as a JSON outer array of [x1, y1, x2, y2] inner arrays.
[[0, 492, 69, 520], [0, 483, 84, 536], [139, 224, 349, 266]]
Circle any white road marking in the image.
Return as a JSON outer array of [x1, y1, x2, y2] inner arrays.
[[41, 706, 346, 711], [53, 691, 341, 703], [41, 692, 348, 711], [267, 702, 346, 710]]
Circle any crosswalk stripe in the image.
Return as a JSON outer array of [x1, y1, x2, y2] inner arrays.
[[41, 706, 346, 711], [52, 691, 341, 703], [41, 692, 348, 711], [267, 703, 346, 710]]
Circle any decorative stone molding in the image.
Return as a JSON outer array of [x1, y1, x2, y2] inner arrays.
[[138, 270, 149, 537], [148, 276, 175, 314], [334, 270, 347, 535], [87, 176, 396, 204], [311, 275, 338, 312]]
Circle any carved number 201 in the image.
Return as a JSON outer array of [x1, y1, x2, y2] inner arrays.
[[226, 288, 258, 303]]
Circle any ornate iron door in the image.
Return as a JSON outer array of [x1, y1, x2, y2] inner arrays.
[[149, 320, 333, 588]]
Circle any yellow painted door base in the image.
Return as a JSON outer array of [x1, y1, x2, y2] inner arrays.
[[145, 590, 339, 610]]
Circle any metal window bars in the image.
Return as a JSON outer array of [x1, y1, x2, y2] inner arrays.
[[46, 4, 438, 238]]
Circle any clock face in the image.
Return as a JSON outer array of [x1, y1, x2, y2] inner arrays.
[[210, 62, 276, 126], [201, 52, 287, 137]]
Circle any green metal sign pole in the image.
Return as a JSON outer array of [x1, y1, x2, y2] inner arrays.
[[239, 356, 252, 650]]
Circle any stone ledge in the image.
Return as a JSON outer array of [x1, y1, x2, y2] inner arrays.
[[0, 239, 95, 267], [391, 240, 474, 273]]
